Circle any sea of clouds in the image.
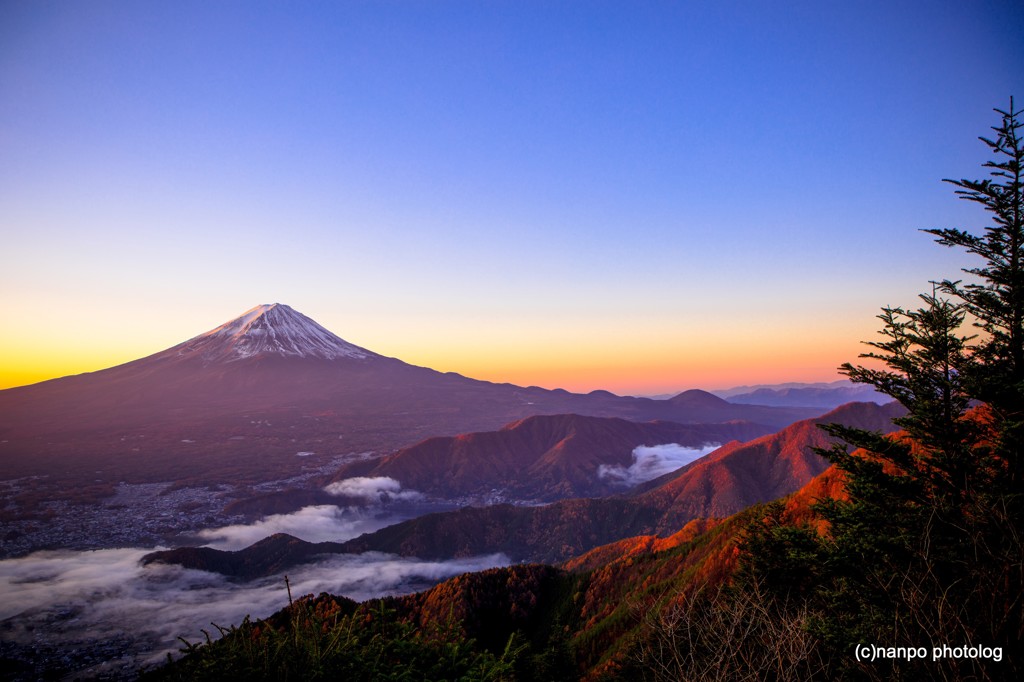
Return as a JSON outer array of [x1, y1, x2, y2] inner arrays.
[[199, 504, 385, 550], [598, 442, 721, 486], [0, 546, 508, 675], [0, 477, 503, 678]]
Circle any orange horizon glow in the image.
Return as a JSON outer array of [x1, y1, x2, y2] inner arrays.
[[0, 299, 881, 394], [0, 337, 859, 395], [419, 351, 855, 395], [0, 361, 850, 395]]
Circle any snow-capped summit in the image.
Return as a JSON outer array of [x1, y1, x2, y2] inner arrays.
[[176, 303, 377, 363]]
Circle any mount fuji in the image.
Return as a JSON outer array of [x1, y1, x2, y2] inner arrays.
[[173, 303, 376, 363], [0, 304, 819, 489]]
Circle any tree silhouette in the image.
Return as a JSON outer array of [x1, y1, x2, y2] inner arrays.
[[738, 101, 1024, 681]]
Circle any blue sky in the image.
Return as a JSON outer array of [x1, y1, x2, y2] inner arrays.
[[1, 1, 1022, 393]]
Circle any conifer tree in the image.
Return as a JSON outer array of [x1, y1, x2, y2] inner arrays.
[[739, 101, 1024, 681], [926, 98, 1024, 487]]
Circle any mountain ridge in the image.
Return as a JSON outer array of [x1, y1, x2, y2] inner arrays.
[[144, 400, 904, 576], [334, 413, 773, 502]]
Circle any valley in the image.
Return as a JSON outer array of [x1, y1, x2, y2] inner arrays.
[[1, 480, 240, 558]]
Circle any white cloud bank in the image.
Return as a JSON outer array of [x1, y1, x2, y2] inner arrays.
[[323, 476, 423, 502], [598, 442, 721, 486], [196, 504, 398, 551], [0, 546, 509, 676]]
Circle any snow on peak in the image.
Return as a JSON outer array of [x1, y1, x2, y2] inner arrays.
[[178, 303, 377, 363]]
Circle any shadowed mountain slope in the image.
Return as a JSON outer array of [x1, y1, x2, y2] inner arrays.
[[140, 533, 349, 580]]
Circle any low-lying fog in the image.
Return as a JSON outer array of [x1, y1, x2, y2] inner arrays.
[[0, 444, 716, 679], [0, 485, 507, 679], [598, 443, 720, 486]]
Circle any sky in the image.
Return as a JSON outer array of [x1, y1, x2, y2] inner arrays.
[[1, 1, 1022, 395]]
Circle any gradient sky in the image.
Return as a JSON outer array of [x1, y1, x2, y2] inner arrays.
[[2, 1, 1022, 395]]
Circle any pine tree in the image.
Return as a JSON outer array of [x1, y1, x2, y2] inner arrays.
[[926, 98, 1024, 487]]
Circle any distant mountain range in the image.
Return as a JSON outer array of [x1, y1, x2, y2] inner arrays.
[[711, 380, 885, 408], [144, 400, 904, 576]]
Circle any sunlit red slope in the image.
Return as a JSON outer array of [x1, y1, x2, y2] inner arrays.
[[335, 413, 772, 501], [634, 400, 906, 533]]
